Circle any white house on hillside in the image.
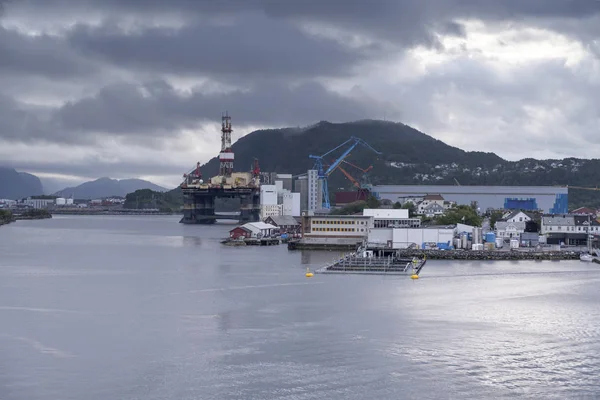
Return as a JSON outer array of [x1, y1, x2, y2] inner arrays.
[[495, 211, 532, 240], [417, 194, 445, 214], [502, 211, 532, 224]]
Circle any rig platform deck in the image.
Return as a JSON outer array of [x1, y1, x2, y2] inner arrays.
[[180, 186, 260, 224]]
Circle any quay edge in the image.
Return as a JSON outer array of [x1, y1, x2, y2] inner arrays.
[[393, 249, 580, 261]]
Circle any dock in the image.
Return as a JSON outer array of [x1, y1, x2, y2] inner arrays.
[[221, 238, 281, 246], [315, 251, 427, 275]]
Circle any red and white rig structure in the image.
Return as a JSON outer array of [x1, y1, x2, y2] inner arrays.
[[179, 113, 262, 224], [219, 112, 234, 178]]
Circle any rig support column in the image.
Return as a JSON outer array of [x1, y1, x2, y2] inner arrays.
[[181, 192, 216, 224], [239, 190, 261, 223]]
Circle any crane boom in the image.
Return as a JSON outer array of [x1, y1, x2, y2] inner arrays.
[[338, 165, 361, 189], [308, 136, 382, 209], [565, 185, 600, 191]]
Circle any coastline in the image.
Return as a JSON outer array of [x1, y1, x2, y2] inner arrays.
[[50, 209, 177, 216], [0, 210, 16, 226]]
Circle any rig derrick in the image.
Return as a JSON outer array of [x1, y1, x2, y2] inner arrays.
[[179, 113, 261, 224]]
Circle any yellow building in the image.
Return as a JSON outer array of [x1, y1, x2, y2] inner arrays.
[[301, 215, 373, 238]]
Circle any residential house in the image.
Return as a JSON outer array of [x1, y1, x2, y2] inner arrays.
[[229, 222, 278, 239], [443, 200, 456, 210], [421, 202, 445, 218], [502, 210, 532, 224], [495, 211, 532, 240], [417, 194, 445, 215], [540, 214, 600, 245], [520, 232, 540, 247], [263, 215, 300, 234], [571, 207, 597, 216]]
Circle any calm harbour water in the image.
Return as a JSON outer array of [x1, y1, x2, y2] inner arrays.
[[1, 215, 600, 400]]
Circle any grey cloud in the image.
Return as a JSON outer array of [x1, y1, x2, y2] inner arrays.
[[53, 79, 377, 137], [0, 26, 98, 79], [0, 94, 62, 142], [65, 15, 371, 79], [0, 79, 377, 144], [382, 55, 600, 158]]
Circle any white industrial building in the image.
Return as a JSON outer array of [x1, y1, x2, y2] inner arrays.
[[260, 185, 277, 205], [282, 192, 301, 217], [307, 169, 322, 212], [25, 198, 55, 209], [261, 204, 282, 219], [368, 225, 455, 249], [362, 208, 421, 228]]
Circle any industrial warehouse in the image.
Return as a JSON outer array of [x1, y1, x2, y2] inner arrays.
[[370, 185, 568, 214]]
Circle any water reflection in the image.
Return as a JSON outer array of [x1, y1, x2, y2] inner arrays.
[[218, 311, 232, 332], [301, 251, 311, 264], [182, 236, 202, 247]]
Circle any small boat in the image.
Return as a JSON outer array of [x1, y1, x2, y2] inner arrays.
[[580, 253, 594, 262]]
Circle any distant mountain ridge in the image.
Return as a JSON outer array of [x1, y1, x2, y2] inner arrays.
[[0, 167, 44, 200], [54, 177, 167, 199]]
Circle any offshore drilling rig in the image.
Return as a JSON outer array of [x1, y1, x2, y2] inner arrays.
[[179, 113, 261, 224]]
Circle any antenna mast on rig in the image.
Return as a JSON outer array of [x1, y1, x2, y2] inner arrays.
[[219, 111, 234, 177]]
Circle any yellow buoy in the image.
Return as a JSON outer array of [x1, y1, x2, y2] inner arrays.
[[410, 274, 419, 280], [305, 268, 314, 278]]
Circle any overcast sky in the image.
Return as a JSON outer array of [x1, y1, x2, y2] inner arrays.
[[2, 0, 600, 189]]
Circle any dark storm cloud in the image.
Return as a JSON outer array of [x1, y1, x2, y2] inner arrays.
[[0, 26, 97, 79], [66, 15, 371, 79], [0, 94, 60, 142], [49, 0, 600, 38], [0, 79, 376, 143], [5, 0, 597, 86], [53, 79, 376, 137]]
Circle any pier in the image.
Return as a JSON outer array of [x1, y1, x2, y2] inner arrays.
[[222, 237, 282, 246]]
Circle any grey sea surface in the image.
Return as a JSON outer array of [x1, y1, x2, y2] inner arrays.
[[1, 215, 600, 400]]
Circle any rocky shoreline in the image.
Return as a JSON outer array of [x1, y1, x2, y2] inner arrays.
[[395, 249, 580, 260], [0, 218, 15, 226], [14, 214, 52, 221], [0, 210, 16, 226]]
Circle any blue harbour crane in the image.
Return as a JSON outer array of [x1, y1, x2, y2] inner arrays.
[[309, 136, 382, 209]]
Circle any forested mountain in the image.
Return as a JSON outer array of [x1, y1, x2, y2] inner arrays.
[[191, 120, 600, 208]]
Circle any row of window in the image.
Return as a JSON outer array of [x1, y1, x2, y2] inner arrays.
[[312, 220, 365, 225], [546, 226, 600, 231], [312, 227, 365, 232]]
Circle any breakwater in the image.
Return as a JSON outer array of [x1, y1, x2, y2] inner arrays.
[[394, 249, 580, 260]]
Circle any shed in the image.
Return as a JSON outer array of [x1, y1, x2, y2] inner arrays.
[[229, 225, 252, 240], [264, 215, 300, 233]]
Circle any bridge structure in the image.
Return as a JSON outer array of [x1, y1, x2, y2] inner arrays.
[[179, 113, 261, 224]]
